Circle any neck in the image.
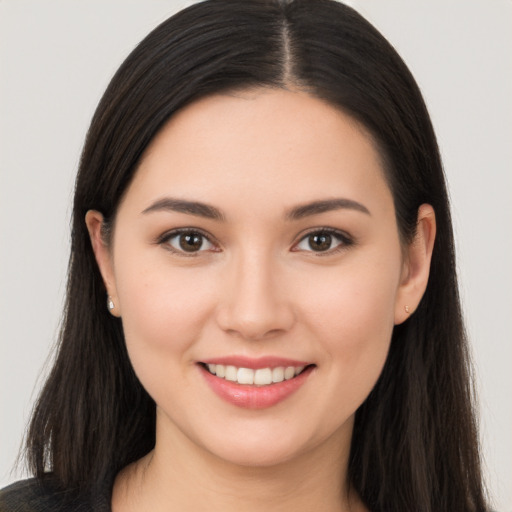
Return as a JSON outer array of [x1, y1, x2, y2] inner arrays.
[[112, 412, 366, 512]]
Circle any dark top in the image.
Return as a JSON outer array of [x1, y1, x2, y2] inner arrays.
[[0, 477, 111, 512]]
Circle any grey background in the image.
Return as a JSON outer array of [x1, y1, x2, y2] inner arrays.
[[1, 1, 511, 509]]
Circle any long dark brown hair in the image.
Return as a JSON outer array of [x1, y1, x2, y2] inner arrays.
[[26, 1, 488, 510]]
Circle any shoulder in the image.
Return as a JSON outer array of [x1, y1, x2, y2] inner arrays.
[[0, 477, 110, 512], [0, 477, 64, 512]]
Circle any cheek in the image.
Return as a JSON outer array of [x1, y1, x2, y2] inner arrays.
[[302, 253, 401, 373], [113, 258, 222, 410], [297, 261, 401, 427], [114, 256, 217, 363]]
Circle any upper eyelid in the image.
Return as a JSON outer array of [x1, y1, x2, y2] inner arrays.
[[294, 226, 352, 243], [156, 228, 220, 255], [157, 227, 215, 243], [291, 227, 354, 255]]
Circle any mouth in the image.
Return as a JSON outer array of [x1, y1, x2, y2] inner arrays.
[[200, 362, 311, 386], [198, 359, 316, 409]]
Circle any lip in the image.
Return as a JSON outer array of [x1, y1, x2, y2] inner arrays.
[[201, 355, 311, 370], [198, 360, 315, 409]]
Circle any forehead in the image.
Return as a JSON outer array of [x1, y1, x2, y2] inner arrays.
[[120, 88, 393, 219]]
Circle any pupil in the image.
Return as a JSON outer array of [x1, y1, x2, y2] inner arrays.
[[179, 233, 203, 252], [309, 232, 332, 251]]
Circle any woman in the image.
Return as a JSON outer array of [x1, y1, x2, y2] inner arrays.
[[0, 0, 489, 510]]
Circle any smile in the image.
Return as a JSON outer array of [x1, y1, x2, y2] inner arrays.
[[199, 358, 315, 409], [204, 364, 306, 386]]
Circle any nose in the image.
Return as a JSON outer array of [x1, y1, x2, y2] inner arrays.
[[215, 250, 295, 341]]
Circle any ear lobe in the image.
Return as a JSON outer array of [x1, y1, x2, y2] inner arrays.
[[394, 204, 436, 325], [85, 210, 121, 317]]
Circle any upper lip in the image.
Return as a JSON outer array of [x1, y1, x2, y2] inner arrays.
[[200, 355, 313, 370]]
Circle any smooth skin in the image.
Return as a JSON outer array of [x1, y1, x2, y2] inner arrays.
[[86, 88, 435, 512]]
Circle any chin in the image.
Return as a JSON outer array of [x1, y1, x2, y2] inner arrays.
[[193, 419, 342, 470], [209, 441, 306, 469]]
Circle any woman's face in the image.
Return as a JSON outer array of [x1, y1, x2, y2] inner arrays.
[[89, 89, 429, 468]]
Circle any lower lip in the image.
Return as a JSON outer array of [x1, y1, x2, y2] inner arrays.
[[200, 365, 314, 409]]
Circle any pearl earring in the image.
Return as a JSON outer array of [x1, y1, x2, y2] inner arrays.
[[107, 296, 115, 311], [404, 305, 410, 314]]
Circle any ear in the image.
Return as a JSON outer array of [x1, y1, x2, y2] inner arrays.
[[394, 204, 436, 325], [85, 210, 121, 317]]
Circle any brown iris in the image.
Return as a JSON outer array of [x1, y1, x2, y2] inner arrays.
[[308, 232, 332, 251], [179, 233, 204, 252]]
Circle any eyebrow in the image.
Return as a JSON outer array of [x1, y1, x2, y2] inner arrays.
[[285, 198, 371, 220], [141, 197, 370, 221], [142, 198, 225, 221]]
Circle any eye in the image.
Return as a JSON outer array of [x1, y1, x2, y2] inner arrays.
[[160, 229, 216, 254], [293, 229, 351, 254]]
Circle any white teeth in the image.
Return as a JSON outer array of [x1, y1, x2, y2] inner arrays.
[[225, 365, 237, 382], [254, 368, 272, 386], [284, 366, 295, 380], [237, 367, 254, 385], [272, 367, 284, 383], [205, 364, 307, 386]]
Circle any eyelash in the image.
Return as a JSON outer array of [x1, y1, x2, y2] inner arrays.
[[156, 228, 218, 257], [292, 227, 354, 256], [156, 227, 354, 257]]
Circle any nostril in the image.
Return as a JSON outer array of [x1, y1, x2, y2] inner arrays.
[[223, 325, 286, 342], [214, 281, 296, 339]]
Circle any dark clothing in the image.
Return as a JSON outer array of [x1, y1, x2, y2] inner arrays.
[[0, 477, 111, 512]]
